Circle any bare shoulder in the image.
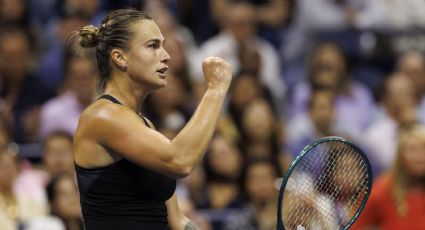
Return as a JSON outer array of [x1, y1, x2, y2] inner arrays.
[[77, 100, 137, 139], [74, 100, 141, 167]]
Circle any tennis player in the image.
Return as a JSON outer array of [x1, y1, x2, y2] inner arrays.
[[72, 9, 231, 230]]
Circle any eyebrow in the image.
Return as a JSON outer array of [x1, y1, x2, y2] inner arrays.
[[146, 38, 165, 45]]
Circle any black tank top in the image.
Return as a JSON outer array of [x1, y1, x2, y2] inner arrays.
[[75, 94, 176, 230]]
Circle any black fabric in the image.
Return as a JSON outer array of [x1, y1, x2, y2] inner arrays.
[[76, 94, 176, 229]]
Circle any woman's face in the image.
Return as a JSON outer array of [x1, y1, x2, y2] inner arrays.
[[124, 20, 170, 90], [67, 57, 97, 103], [209, 136, 242, 179], [312, 44, 346, 81], [43, 136, 74, 177], [241, 100, 274, 141], [246, 163, 277, 202], [402, 136, 425, 178], [230, 74, 261, 110]]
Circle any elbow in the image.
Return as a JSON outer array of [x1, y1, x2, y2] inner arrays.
[[164, 154, 193, 179], [174, 169, 192, 179], [172, 166, 192, 179]]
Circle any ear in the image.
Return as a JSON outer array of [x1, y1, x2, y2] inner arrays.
[[111, 49, 127, 71]]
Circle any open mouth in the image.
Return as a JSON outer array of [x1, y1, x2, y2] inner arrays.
[[157, 67, 168, 78]]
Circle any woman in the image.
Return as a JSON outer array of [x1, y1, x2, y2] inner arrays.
[[224, 158, 280, 230], [46, 173, 83, 230], [72, 9, 231, 230], [352, 125, 425, 229]]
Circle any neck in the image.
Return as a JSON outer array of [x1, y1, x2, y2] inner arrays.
[[104, 73, 149, 113]]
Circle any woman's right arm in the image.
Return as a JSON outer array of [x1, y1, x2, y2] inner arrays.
[[77, 57, 231, 178]]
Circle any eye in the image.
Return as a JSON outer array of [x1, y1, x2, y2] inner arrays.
[[148, 43, 160, 49]]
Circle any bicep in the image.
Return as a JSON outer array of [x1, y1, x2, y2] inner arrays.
[[93, 108, 183, 177]]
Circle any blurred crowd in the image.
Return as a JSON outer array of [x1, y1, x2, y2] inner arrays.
[[0, 0, 424, 229]]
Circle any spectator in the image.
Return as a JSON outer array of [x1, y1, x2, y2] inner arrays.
[[281, 0, 385, 63], [290, 42, 374, 137], [287, 89, 350, 157], [0, 28, 55, 143], [0, 151, 48, 230], [46, 173, 83, 230], [0, 151, 20, 230], [41, 131, 75, 179], [39, 51, 98, 138], [227, 71, 273, 131], [239, 98, 289, 170], [210, 0, 290, 30], [39, 11, 88, 89], [224, 159, 280, 230], [396, 51, 425, 124], [363, 73, 417, 172], [352, 125, 425, 229], [209, 0, 292, 48], [143, 72, 192, 139], [198, 134, 244, 230], [192, 1, 285, 113]]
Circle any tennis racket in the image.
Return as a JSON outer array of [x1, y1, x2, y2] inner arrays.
[[276, 136, 372, 230]]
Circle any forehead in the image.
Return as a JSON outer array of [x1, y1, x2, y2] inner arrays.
[[131, 19, 164, 43]]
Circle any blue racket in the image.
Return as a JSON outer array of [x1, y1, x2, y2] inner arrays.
[[276, 136, 372, 230]]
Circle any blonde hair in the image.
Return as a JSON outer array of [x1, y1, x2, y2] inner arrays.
[[392, 124, 425, 216]]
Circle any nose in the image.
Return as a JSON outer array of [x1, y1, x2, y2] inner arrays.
[[161, 47, 171, 64]]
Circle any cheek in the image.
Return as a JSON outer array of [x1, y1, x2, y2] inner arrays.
[[128, 51, 155, 74]]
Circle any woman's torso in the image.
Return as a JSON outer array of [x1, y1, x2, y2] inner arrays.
[[74, 95, 176, 230]]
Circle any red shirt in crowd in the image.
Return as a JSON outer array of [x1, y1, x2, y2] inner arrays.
[[351, 174, 425, 230]]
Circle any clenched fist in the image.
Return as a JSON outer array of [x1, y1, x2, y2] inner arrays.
[[202, 57, 232, 92]]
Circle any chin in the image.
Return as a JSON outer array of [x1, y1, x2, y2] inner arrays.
[[158, 79, 168, 88], [151, 80, 167, 90]]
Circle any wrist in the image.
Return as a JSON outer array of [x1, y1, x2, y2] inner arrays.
[[205, 86, 228, 97]]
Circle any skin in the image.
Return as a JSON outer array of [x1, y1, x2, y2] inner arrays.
[[73, 19, 231, 229], [43, 135, 75, 177], [402, 136, 425, 179]]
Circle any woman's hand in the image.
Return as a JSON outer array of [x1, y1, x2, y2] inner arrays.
[[202, 57, 232, 93]]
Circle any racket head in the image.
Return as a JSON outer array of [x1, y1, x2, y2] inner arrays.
[[276, 136, 373, 230]]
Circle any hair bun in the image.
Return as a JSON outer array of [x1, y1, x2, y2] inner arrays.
[[79, 25, 99, 48]]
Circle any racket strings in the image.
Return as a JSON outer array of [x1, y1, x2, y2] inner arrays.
[[282, 141, 370, 230]]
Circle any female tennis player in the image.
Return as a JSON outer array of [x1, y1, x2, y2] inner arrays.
[[72, 9, 231, 230]]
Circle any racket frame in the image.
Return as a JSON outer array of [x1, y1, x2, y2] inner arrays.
[[276, 136, 373, 230]]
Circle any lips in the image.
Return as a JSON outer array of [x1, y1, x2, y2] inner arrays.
[[156, 67, 168, 78]]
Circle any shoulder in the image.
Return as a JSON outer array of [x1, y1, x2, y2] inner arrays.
[[77, 100, 140, 139]]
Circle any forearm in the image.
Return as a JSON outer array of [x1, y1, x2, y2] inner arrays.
[[167, 192, 201, 230], [170, 88, 226, 171], [169, 216, 200, 230]]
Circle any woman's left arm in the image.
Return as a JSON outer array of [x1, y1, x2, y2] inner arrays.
[[166, 192, 200, 230]]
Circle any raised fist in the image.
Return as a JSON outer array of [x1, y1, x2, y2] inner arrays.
[[202, 57, 232, 92]]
